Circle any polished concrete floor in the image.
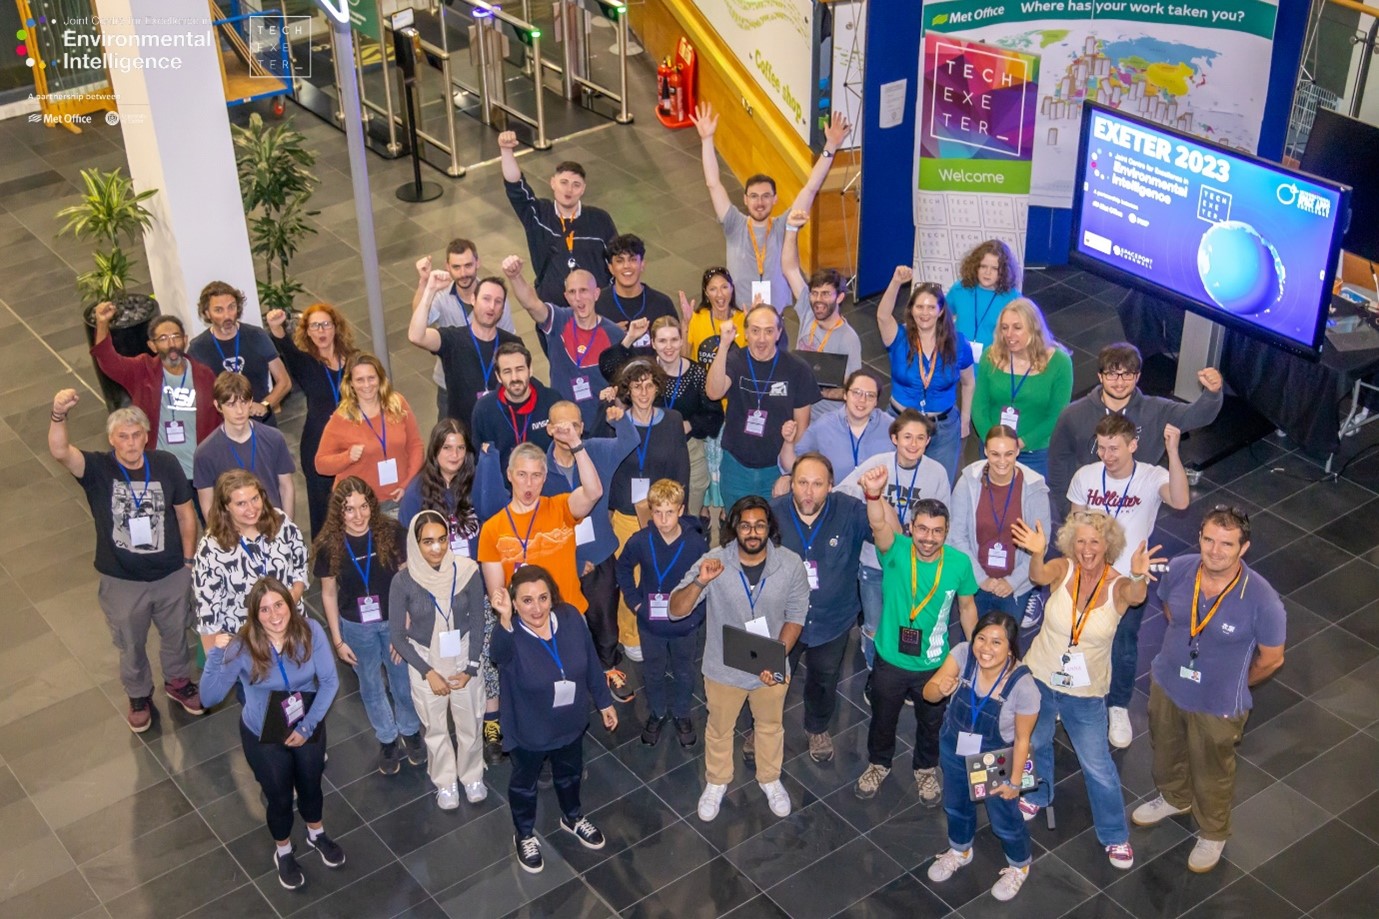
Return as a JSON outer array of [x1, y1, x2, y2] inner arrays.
[[3, 62, 1379, 919]]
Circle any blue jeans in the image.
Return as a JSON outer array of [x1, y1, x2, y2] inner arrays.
[[940, 748, 1032, 866], [1027, 681, 1129, 846], [1107, 600, 1145, 709], [641, 631, 696, 719], [718, 450, 781, 512], [1017, 448, 1047, 477], [925, 409, 963, 487], [858, 563, 883, 669], [339, 617, 421, 743], [974, 588, 1032, 620]]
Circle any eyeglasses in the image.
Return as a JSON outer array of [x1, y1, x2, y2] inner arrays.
[[1099, 370, 1139, 381], [735, 521, 769, 533], [847, 389, 879, 401], [151, 333, 184, 344], [307, 321, 335, 332]]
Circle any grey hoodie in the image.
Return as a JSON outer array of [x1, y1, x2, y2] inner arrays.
[[948, 460, 1052, 599]]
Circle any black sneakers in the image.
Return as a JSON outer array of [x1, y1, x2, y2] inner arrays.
[[275, 848, 305, 890], [483, 719, 505, 765], [675, 717, 697, 747], [560, 815, 606, 849], [641, 714, 667, 746], [378, 739, 403, 776], [306, 832, 346, 868], [606, 668, 635, 703], [515, 834, 544, 873], [400, 732, 426, 766]]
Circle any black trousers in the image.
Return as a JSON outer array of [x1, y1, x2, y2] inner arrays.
[[788, 628, 852, 735], [580, 555, 620, 670], [239, 720, 326, 841], [304, 462, 334, 539], [508, 735, 585, 838], [866, 657, 947, 770]]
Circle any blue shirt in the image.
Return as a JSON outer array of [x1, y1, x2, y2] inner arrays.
[[200, 618, 339, 740], [887, 331, 974, 413], [615, 519, 709, 638], [944, 284, 1021, 348], [769, 493, 872, 645], [792, 408, 895, 481]]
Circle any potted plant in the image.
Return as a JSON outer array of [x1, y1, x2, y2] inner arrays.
[[57, 167, 159, 411], [233, 112, 319, 318]]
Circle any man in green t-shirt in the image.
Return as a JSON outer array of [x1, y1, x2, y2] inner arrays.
[[854, 465, 978, 806]]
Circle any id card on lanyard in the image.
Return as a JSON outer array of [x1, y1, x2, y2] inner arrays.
[[647, 535, 685, 621], [347, 531, 381, 622], [118, 459, 155, 548], [899, 547, 943, 657], [432, 563, 463, 658], [789, 500, 827, 591], [362, 413, 397, 486], [738, 569, 771, 636], [957, 657, 1010, 756], [274, 647, 306, 727], [744, 352, 780, 437], [1002, 363, 1032, 432]]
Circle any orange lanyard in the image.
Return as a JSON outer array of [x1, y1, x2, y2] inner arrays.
[[1189, 563, 1242, 641], [1068, 565, 1109, 647], [749, 218, 773, 277], [806, 316, 845, 352], [908, 545, 944, 622], [918, 344, 938, 390]]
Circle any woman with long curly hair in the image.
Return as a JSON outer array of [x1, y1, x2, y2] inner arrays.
[[312, 476, 422, 776], [315, 352, 424, 514], [200, 576, 343, 891], [946, 239, 1023, 350], [265, 303, 358, 536]]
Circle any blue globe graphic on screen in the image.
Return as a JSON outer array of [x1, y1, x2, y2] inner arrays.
[[1196, 221, 1285, 315]]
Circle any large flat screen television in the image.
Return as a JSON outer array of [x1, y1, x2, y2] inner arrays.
[[1300, 108, 1379, 263], [1069, 103, 1350, 357]]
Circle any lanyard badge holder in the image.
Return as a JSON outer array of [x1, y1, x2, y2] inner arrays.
[[347, 531, 382, 622], [646, 536, 685, 621], [1001, 363, 1032, 432], [789, 501, 827, 590], [1052, 566, 1106, 689], [433, 563, 464, 658], [900, 548, 944, 657], [363, 413, 398, 486], [119, 459, 156, 548], [1181, 564, 1242, 683], [956, 656, 1010, 756], [530, 622, 577, 707], [744, 352, 780, 437]]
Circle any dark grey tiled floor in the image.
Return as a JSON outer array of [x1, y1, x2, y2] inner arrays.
[[3, 51, 1379, 919]]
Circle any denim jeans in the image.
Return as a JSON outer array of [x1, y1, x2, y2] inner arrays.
[[1027, 681, 1129, 846], [718, 450, 782, 513], [858, 563, 883, 669], [339, 617, 421, 743], [1017, 448, 1048, 478], [641, 631, 697, 719], [1106, 600, 1145, 709], [939, 748, 1032, 866], [925, 409, 963, 487], [975, 588, 1033, 620]]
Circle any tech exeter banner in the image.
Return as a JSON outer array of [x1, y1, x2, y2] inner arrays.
[[914, 32, 1040, 287], [921, 0, 1279, 208]]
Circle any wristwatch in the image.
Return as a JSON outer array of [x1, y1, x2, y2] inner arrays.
[[261, 400, 273, 414]]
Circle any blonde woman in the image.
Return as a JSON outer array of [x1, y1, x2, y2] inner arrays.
[[970, 299, 1072, 477]]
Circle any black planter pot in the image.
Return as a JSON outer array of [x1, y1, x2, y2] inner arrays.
[[82, 294, 158, 413]]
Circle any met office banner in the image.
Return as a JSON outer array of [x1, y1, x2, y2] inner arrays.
[[921, 0, 1279, 208], [694, 0, 814, 141], [914, 33, 1040, 288]]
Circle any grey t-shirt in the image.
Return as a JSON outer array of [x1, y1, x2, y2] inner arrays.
[[723, 207, 789, 310], [950, 642, 1041, 744], [793, 290, 862, 419], [158, 367, 199, 477], [192, 423, 296, 507], [838, 451, 952, 569]]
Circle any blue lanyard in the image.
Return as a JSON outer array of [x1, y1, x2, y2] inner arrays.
[[648, 534, 686, 592], [967, 656, 1011, 731], [893, 457, 922, 526], [1102, 462, 1136, 519], [746, 351, 781, 411], [665, 366, 686, 408], [323, 361, 343, 407], [611, 290, 646, 322], [116, 457, 152, 511], [789, 498, 827, 560], [212, 329, 241, 368], [848, 418, 871, 467], [430, 562, 458, 628], [984, 467, 1018, 532], [362, 412, 388, 456], [470, 328, 497, 388], [504, 505, 540, 562], [738, 569, 769, 615], [226, 424, 257, 472], [240, 537, 267, 576], [634, 417, 654, 472], [346, 530, 373, 592], [272, 646, 292, 691], [526, 621, 565, 678], [975, 289, 998, 341], [164, 366, 189, 411], [571, 322, 597, 369], [1009, 363, 1032, 403]]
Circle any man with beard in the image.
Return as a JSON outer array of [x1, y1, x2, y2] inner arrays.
[[186, 281, 291, 427], [91, 302, 221, 480], [470, 342, 560, 476], [670, 497, 810, 823], [781, 209, 862, 415]]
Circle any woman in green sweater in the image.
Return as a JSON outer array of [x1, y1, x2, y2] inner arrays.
[[971, 299, 1072, 477]]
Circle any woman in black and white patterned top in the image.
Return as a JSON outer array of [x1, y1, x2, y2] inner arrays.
[[194, 468, 308, 649]]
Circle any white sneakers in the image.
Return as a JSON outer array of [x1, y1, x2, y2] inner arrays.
[[992, 865, 1029, 900], [698, 782, 727, 822], [759, 780, 791, 818], [464, 781, 488, 803], [1188, 837, 1226, 873], [927, 847, 973, 881], [1132, 795, 1191, 827], [929, 849, 1029, 900], [436, 784, 460, 811], [1108, 706, 1133, 749]]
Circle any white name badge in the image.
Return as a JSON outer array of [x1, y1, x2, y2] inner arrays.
[[970, 342, 984, 365], [128, 515, 154, 549], [745, 615, 770, 638], [804, 560, 819, 590], [449, 535, 471, 558], [956, 730, 983, 756], [553, 678, 577, 708], [631, 477, 650, 504], [1179, 665, 1202, 683], [438, 628, 464, 659], [1055, 650, 1091, 688], [571, 375, 593, 401], [282, 691, 305, 726], [745, 409, 768, 437], [163, 420, 186, 445], [377, 457, 399, 486], [985, 543, 1008, 570], [648, 592, 670, 621], [358, 594, 382, 623], [999, 406, 1020, 431], [633, 332, 651, 348], [575, 515, 596, 545], [751, 280, 772, 306]]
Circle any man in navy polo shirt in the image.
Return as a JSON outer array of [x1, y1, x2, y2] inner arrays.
[[770, 452, 871, 763]]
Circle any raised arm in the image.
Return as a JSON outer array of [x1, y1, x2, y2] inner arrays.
[[876, 266, 912, 348], [1011, 518, 1063, 587], [47, 388, 86, 477], [789, 112, 851, 214], [670, 555, 721, 619], [860, 465, 897, 554], [1161, 424, 1190, 510], [704, 320, 736, 400], [497, 130, 522, 183], [555, 422, 604, 519], [781, 209, 808, 301], [408, 269, 448, 353], [691, 103, 733, 221], [501, 254, 551, 327]]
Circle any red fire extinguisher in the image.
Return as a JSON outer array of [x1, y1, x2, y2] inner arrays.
[[657, 58, 672, 116], [669, 63, 685, 122]]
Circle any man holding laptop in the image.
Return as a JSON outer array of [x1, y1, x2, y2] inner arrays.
[[669, 496, 810, 824], [782, 209, 862, 417]]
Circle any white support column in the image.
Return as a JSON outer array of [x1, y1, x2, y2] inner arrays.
[[96, 0, 259, 331]]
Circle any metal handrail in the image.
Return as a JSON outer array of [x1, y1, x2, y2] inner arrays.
[[447, 0, 550, 149], [549, 0, 633, 124]]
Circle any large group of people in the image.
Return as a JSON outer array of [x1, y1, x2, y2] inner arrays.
[[51, 111, 1287, 901]]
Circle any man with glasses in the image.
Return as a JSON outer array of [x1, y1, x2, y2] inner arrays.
[[1048, 342, 1222, 525], [669, 496, 810, 821], [779, 369, 894, 490], [91, 302, 221, 480], [780, 208, 861, 417], [1131, 506, 1285, 874], [186, 281, 292, 428], [692, 102, 851, 310]]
